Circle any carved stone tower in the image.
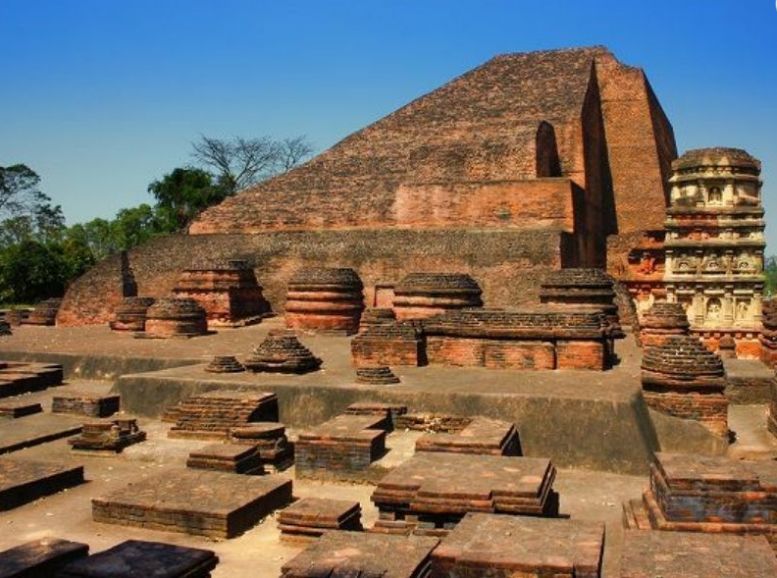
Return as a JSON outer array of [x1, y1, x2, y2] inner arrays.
[[664, 148, 765, 357]]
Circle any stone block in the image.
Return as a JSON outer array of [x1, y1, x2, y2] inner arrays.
[[0, 458, 84, 511], [52, 393, 120, 418], [278, 497, 362, 540], [0, 538, 89, 578], [69, 418, 146, 453], [186, 443, 264, 475], [166, 391, 279, 440], [415, 417, 521, 456], [228, 422, 294, 472]]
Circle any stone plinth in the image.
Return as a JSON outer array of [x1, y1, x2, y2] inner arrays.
[[393, 273, 482, 321], [244, 330, 321, 373], [92, 469, 292, 539], [540, 267, 623, 337], [622, 452, 777, 550], [285, 267, 364, 334], [229, 422, 294, 472], [359, 307, 397, 333], [394, 413, 472, 433], [0, 539, 89, 578], [166, 391, 279, 440], [345, 402, 408, 428], [431, 513, 604, 578], [144, 298, 208, 338], [278, 497, 363, 540], [0, 362, 63, 398], [295, 414, 389, 478], [52, 392, 120, 418], [355, 366, 400, 385], [172, 261, 270, 327], [640, 301, 690, 347], [619, 530, 777, 578], [641, 336, 728, 437], [351, 323, 424, 367], [371, 453, 558, 536], [187, 443, 264, 474], [761, 299, 777, 368], [23, 299, 62, 326], [204, 355, 245, 373], [422, 309, 614, 370], [0, 400, 42, 419], [0, 458, 84, 511], [58, 540, 219, 578], [281, 532, 439, 578], [109, 296, 155, 332], [69, 418, 146, 453], [415, 417, 521, 456]]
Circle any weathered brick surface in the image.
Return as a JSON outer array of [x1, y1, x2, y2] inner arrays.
[[769, 377, 777, 438], [393, 273, 482, 321], [761, 299, 777, 368], [640, 301, 690, 347], [58, 540, 219, 578], [244, 330, 321, 373], [285, 267, 364, 334], [620, 530, 777, 578], [229, 422, 294, 472], [0, 458, 84, 511], [371, 453, 558, 535], [278, 497, 362, 539], [186, 443, 264, 475], [0, 362, 63, 399], [144, 298, 208, 338], [0, 539, 89, 578], [0, 400, 42, 418], [69, 418, 146, 453], [92, 469, 292, 539], [415, 417, 521, 456], [281, 532, 439, 578], [166, 391, 279, 440], [109, 296, 155, 332], [52, 392, 120, 418], [351, 323, 424, 367], [431, 513, 604, 578], [23, 299, 62, 326]]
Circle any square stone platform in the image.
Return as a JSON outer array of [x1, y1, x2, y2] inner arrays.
[[52, 391, 120, 417], [0, 400, 42, 419], [0, 414, 83, 455], [619, 530, 777, 578], [92, 468, 292, 538], [0, 538, 89, 578], [278, 497, 362, 540], [0, 458, 85, 511], [431, 512, 604, 578], [371, 452, 558, 535], [186, 443, 264, 474], [228, 422, 294, 472], [58, 540, 219, 578], [415, 417, 521, 456], [0, 362, 63, 398], [166, 391, 279, 440], [281, 532, 439, 578]]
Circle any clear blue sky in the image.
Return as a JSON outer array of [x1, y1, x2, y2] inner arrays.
[[1, 1, 775, 250]]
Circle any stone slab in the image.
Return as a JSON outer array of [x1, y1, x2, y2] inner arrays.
[[0, 414, 82, 455], [0, 458, 85, 511], [92, 468, 292, 538], [186, 443, 264, 474], [415, 417, 521, 456], [431, 512, 604, 578], [58, 540, 218, 578], [51, 392, 120, 418], [278, 497, 362, 538], [281, 532, 439, 578], [619, 530, 777, 578], [0, 538, 89, 578], [724, 358, 775, 404], [0, 401, 43, 419]]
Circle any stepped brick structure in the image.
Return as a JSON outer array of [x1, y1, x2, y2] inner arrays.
[[172, 260, 270, 327], [285, 267, 365, 334], [393, 273, 483, 320], [143, 298, 208, 338], [23, 298, 62, 326], [613, 230, 667, 319], [0, 361, 64, 398], [664, 148, 765, 358], [359, 307, 396, 332], [109, 296, 155, 331], [295, 414, 389, 478], [229, 422, 294, 472], [622, 452, 777, 550], [186, 443, 264, 475], [52, 392, 120, 417], [345, 402, 408, 428], [431, 513, 604, 578], [278, 498, 363, 540], [204, 355, 245, 373], [92, 469, 292, 538], [639, 301, 690, 347], [0, 539, 89, 578], [165, 391, 279, 440], [62, 47, 678, 324], [620, 531, 777, 578], [69, 418, 146, 452], [415, 417, 521, 456], [58, 540, 219, 578], [352, 322, 424, 367], [1, 458, 84, 511], [539, 267, 622, 333], [355, 365, 401, 385], [371, 453, 558, 536], [761, 298, 777, 367], [769, 376, 777, 438], [244, 330, 322, 373], [281, 533, 439, 578], [641, 335, 728, 436]]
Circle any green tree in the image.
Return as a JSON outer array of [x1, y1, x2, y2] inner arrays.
[[0, 239, 69, 304], [0, 164, 64, 248], [147, 167, 227, 229]]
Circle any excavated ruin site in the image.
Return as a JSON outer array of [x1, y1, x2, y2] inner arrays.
[[1, 46, 776, 577]]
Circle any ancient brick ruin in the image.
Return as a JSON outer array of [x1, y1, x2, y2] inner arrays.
[[415, 417, 521, 456], [641, 335, 728, 436], [143, 297, 208, 338], [0, 458, 84, 510], [0, 539, 89, 577], [285, 267, 364, 334], [24, 298, 62, 326], [0, 361, 63, 398], [623, 452, 777, 550], [354, 365, 401, 385], [51, 392, 120, 418], [639, 301, 690, 347], [359, 307, 396, 332], [351, 322, 424, 367], [229, 422, 294, 472], [761, 298, 777, 368], [204, 355, 245, 373], [769, 374, 777, 439], [393, 273, 482, 320], [165, 391, 279, 439], [278, 497, 363, 540], [109, 296, 155, 332], [69, 418, 146, 453], [172, 260, 270, 327], [244, 330, 322, 373], [186, 443, 264, 475]]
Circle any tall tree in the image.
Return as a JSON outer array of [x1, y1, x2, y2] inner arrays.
[[147, 167, 227, 229], [0, 164, 64, 247]]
